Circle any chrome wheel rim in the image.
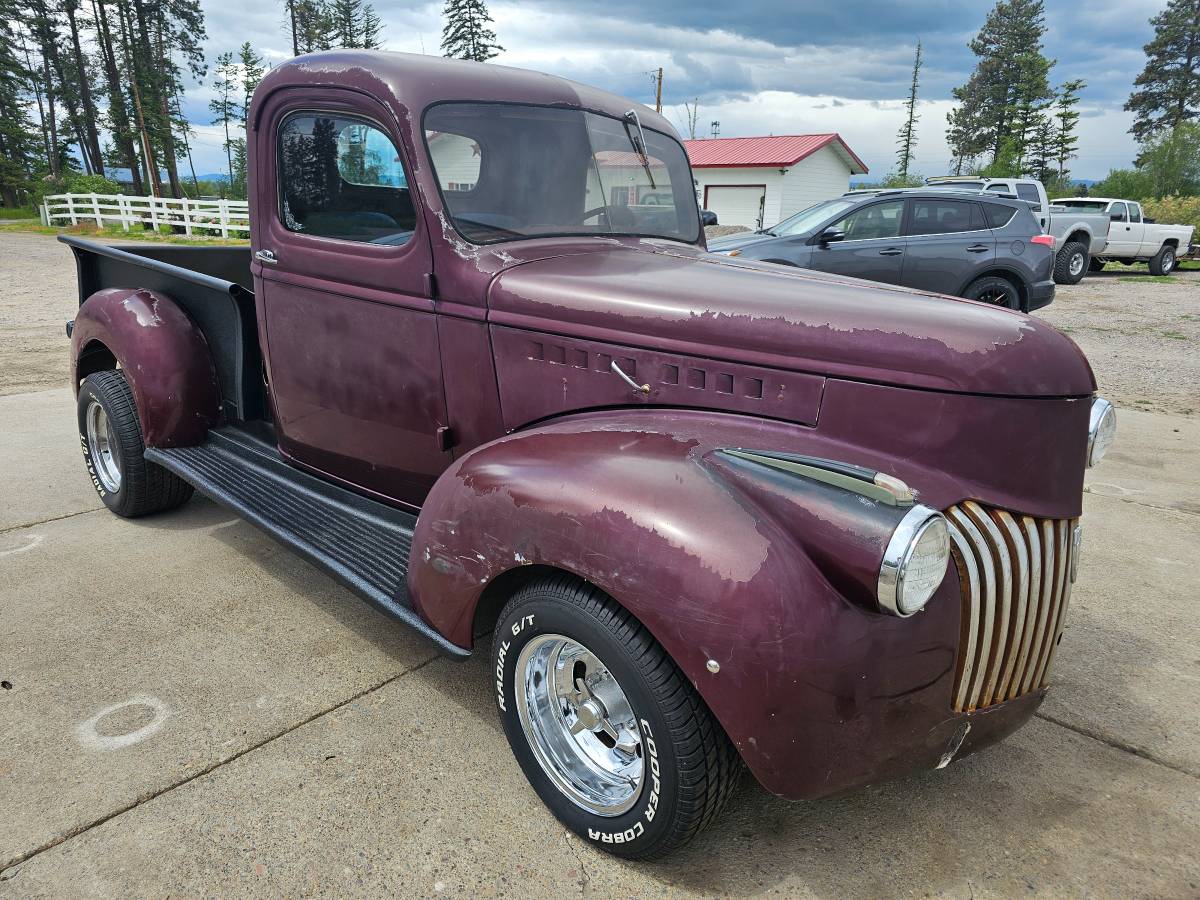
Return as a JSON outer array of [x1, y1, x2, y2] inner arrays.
[[86, 400, 122, 493], [1069, 252, 1085, 277], [1162, 250, 1174, 272], [515, 634, 644, 816]]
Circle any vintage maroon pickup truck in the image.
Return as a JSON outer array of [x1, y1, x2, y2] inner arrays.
[[63, 50, 1116, 859]]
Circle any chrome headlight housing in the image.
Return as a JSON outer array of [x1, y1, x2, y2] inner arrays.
[[1087, 397, 1116, 467], [878, 505, 951, 617]]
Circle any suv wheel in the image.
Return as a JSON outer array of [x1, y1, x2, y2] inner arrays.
[[492, 574, 740, 859], [963, 275, 1020, 310], [1054, 241, 1088, 285], [1149, 245, 1176, 276]]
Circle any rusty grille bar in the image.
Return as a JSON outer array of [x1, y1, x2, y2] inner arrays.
[[945, 502, 1077, 713]]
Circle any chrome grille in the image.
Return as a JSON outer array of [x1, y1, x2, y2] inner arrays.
[[945, 502, 1078, 712]]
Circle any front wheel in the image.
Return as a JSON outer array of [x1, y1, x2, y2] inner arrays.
[[77, 370, 194, 517], [1148, 244, 1176, 276], [962, 275, 1021, 309], [492, 575, 741, 859]]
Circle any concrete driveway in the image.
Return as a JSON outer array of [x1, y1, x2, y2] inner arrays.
[[1, 234, 1198, 896]]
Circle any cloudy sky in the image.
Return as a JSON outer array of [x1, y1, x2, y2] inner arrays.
[[181, 0, 1164, 179]]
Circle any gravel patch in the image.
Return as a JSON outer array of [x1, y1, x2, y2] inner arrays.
[[2, 230, 1194, 415]]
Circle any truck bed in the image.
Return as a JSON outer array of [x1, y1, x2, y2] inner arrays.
[[61, 236, 266, 423]]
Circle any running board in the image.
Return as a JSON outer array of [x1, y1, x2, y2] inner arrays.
[[146, 427, 469, 659]]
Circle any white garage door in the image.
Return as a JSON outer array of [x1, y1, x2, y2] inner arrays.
[[705, 185, 766, 229]]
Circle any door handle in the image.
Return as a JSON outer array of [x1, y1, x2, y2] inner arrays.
[[966, 244, 990, 253], [255, 249, 277, 265], [878, 248, 903, 256]]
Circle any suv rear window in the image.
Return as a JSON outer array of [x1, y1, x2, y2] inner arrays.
[[983, 203, 1016, 228]]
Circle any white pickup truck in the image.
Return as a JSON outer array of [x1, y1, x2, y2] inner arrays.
[[1051, 197, 1196, 276]]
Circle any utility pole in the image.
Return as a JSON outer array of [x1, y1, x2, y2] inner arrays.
[[655, 67, 663, 114], [710, 120, 720, 138]]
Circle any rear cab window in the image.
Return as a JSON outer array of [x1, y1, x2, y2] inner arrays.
[[1015, 183, 1042, 210], [278, 112, 416, 245], [1128, 203, 1142, 222]]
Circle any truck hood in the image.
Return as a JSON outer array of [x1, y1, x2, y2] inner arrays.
[[487, 244, 1096, 397]]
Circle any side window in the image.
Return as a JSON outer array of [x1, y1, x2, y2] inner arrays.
[[278, 112, 415, 245], [986, 183, 1010, 194], [983, 203, 1016, 228], [1015, 183, 1042, 209], [1128, 202, 1142, 222], [1109, 202, 1128, 222], [907, 198, 985, 235], [830, 199, 904, 241]]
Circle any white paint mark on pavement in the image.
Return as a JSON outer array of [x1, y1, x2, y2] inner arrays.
[[76, 695, 171, 751], [0, 533, 44, 556], [1085, 482, 1143, 497]]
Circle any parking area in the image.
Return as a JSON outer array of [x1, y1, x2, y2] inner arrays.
[[2, 231, 1198, 896]]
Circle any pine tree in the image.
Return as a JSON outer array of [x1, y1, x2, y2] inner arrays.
[[328, 0, 383, 49], [895, 39, 922, 180], [1053, 78, 1085, 180], [945, 0, 1056, 173], [441, 0, 503, 62], [285, 0, 333, 55], [209, 51, 237, 196], [0, 0, 40, 206], [1125, 0, 1200, 142], [360, 3, 382, 49]]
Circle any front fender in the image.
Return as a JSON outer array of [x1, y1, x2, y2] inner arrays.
[[409, 409, 965, 800], [71, 288, 221, 447]]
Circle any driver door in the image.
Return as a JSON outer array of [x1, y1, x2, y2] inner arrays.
[[808, 198, 907, 285], [252, 88, 452, 508]]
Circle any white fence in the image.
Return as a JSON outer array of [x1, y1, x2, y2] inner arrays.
[[41, 193, 250, 238]]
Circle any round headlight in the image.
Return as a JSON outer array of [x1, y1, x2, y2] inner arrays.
[[1087, 398, 1116, 467], [878, 506, 951, 617]]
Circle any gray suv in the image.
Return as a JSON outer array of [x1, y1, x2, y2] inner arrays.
[[708, 189, 1056, 311]]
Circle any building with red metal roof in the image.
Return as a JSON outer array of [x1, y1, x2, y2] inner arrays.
[[682, 134, 868, 230]]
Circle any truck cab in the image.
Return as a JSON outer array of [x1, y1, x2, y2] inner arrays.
[[63, 51, 1117, 860]]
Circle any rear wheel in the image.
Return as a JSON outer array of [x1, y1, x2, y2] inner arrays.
[[492, 574, 741, 859], [77, 370, 193, 517], [1054, 241, 1088, 285], [1148, 244, 1176, 276], [963, 275, 1020, 310]]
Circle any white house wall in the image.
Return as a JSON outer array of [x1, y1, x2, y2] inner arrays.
[[692, 144, 855, 229], [694, 169, 784, 227], [777, 145, 853, 226]]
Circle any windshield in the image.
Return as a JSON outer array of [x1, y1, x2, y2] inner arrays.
[[768, 198, 858, 236], [424, 103, 700, 245]]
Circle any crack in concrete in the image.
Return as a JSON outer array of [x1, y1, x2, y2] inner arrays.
[[1035, 711, 1199, 780], [0, 652, 441, 877], [1083, 487, 1200, 520], [0, 506, 103, 535], [562, 831, 591, 896]]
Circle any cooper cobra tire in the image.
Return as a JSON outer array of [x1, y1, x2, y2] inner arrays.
[[492, 574, 741, 860], [1089, 257, 1107, 272], [77, 370, 194, 517], [1053, 241, 1089, 285], [1148, 244, 1176, 276], [962, 274, 1021, 309]]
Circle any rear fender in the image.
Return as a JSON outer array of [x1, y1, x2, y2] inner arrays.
[[408, 409, 960, 799], [71, 287, 221, 447]]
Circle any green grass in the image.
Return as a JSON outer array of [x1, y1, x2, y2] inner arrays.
[[1101, 259, 1198, 273], [0, 221, 248, 245], [1119, 275, 1179, 284], [0, 206, 42, 220], [1162, 330, 1188, 340]]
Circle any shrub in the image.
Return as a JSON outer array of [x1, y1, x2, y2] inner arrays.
[[65, 173, 122, 195], [1142, 196, 1200, 232]]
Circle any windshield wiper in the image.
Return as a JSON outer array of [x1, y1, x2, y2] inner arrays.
[[622, 109, 657, 190]]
